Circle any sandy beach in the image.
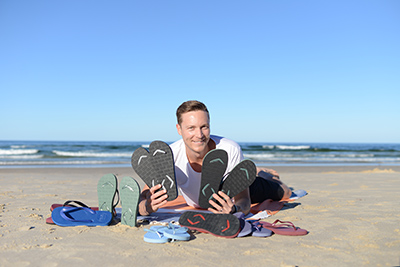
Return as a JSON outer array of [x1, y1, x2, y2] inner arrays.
[[1, 165, 399, 266]]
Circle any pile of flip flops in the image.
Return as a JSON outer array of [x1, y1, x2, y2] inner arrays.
[[178, 211, 308, 239], [49, 173, 141, 227]]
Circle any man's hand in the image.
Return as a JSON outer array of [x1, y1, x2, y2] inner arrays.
[[208, 191, 235, 214], [140, 184, 168, 215]]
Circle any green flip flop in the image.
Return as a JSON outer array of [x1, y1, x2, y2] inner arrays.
[[97, 174, 118, 214], [119, 176, 140, 227]]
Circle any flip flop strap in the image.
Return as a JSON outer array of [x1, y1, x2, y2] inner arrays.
[[144, 228, 163, 238], [271, 219, 296, 230], [62, 200, 90, 208], [60, 207, 95, 222]]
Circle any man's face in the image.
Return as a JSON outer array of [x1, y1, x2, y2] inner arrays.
[[176, 110, 211, 155]]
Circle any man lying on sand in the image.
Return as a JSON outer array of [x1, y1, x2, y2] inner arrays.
[[138, 100, 291, 216]]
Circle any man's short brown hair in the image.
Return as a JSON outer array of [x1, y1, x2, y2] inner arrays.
[[176, 100, 209, 125]]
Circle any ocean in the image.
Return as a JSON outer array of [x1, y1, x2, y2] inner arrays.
[[0, 140, 399, 168]]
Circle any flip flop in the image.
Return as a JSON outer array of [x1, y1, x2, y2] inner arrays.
[[47, 200, 99, 225], [50, 200, 98, 211], [131, 141, 177, 201], [119, 176, 140, 227], [198, 149, 228, 209], [289, 189, 308, 200], [150, 223, 190, 241], [250, 221, 273, 237], [51, 206, 112, 227], [179, 211, 240, 238], [220, 160, 257, 198], [259, 219, 308, 236], [46, 217, 55, 225], [97, 174, 119, 214], [143, 228, 171, 244], [237, 219, 253, 237]]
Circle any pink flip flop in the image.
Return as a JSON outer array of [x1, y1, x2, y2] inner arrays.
[[259, 219, 308, 236]]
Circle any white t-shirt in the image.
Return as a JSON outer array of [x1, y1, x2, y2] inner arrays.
[[170, 135, 244, 207]]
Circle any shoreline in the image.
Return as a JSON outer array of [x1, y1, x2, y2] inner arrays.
[[1, 164, 400, 173], [1, 165, 399, 266]]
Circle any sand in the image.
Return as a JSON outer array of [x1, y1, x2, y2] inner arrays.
[[1, 165, 400, 266]]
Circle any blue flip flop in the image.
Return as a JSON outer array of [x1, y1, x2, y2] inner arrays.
[[234, 212, 253, 238], [51, 206, 112, 227], [290, 189, 308, 200], [150, 223, 190, 241], [250, 221, 273, 237], [143, 228, 171, 244]]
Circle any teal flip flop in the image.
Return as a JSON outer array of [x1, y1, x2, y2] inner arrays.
[[119, 176, 140, 227], [97, 174, 118, 214]]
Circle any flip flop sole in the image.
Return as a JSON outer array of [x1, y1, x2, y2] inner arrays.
[[259, 220, 308, 236], [179, 211, 240, 238], [119, 176, 140, 227], [51, 207, 112, 227], [131, 141, 177, 201], [198, 149, 228, 209], [220, 160, 257, 198], [97, 174, 118, 213]]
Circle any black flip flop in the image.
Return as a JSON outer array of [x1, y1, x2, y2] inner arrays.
[[179, 211, 240, 238], [198, 149, 228, 209], [220, 159, 257, 198], [131, 141, 177, 201]]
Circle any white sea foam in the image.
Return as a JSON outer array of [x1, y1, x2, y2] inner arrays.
[[262, 145, 275, 149], [275, 145, 310, 150], [243, 153, 274, 159], [11, 145, 27, 148], [0, 149, 39, 155], [0, 155, 43, 159], [52, 150, 131, 157]]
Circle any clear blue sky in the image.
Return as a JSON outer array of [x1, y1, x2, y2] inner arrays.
[[1, 0, 399, 143]]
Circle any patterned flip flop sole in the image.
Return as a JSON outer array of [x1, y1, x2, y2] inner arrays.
[[131, 141, 177, 201], [198, 149, 228, 209], [220, 160, 257, 198], [179, 211, 240, 238], [119, 176, 140, 227], [97, 174, 118, 213]]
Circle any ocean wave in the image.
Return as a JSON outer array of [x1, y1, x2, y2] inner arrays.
[[275, 145, 311, 150], [0, 149, 39, 155], [52, 150, 132, 157], [246, 155, 400, 163], [243, 153, 274, 159], [0, 160, 127, 166], [11, 145, 27, 148], [0, 155, 43, 159]]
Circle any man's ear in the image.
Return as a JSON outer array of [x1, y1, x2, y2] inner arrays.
[[176, 123, 182, 136]]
